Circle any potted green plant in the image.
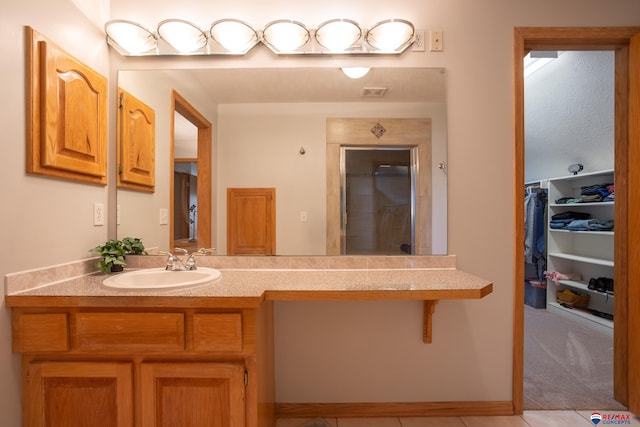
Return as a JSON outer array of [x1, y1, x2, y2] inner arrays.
[[121, 236, 146, 255], [90, 237, 146, 274]]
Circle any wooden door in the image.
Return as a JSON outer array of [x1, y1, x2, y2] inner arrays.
[[141, 362, 246, 427], [25, 361, 133, 427], [174, 171, 192, 241], [227, 188, 275, 255]]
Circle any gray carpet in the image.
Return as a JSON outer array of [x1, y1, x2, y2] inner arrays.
[[524, 305, 627, 410]]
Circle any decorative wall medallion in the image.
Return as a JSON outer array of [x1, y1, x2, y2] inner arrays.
[[370, 122, 386, 139]]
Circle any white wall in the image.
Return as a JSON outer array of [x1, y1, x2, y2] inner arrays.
[[2, 0, 639, 424], [525, 51, 615, 182]]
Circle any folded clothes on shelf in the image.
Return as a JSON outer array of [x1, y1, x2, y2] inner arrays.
[[551, 211, 591, 220], [566, 219, 614, 231], [554, 183, 614, 204]]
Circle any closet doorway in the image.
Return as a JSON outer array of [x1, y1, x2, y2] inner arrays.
[[523, 50, 618, 410], [513, 27, 640, 416]]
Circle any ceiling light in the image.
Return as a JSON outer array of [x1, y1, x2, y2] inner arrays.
[[157, 19, 207, 53], [341, 67, 371, 79], [209, 19, 258, 54], [315, 19, 362, 51], [104, 20, 157, 54], [365, 19, 414, 52], [262, 20, 310, 53]]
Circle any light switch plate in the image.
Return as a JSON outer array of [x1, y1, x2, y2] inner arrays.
[[159, 208, 169, 225]]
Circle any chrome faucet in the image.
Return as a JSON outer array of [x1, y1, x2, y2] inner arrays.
[[165, 247, 216, 271], [165, 251, 187, 271], [174, 248, 198, 271]]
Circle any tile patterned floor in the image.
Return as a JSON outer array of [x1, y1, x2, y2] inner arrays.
[[275, 410, 640, 426]]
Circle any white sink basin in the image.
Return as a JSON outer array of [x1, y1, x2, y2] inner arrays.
[[102, 267, 222, 291]]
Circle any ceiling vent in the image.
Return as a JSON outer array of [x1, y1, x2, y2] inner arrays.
[[360, 87, 387, 97]]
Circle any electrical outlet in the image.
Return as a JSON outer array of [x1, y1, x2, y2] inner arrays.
[[412, 30, 425, 52], [429, 30, 443, 52], [93, 202, 104, 226], [300, 211, 308, 223]]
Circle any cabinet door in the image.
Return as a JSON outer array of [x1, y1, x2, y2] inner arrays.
[[227, 188, 276, 255], [117, 88, 156, 192], [26, 361, 133, 427], [141, 362, 246, 427], [26, 27, 108, 185]]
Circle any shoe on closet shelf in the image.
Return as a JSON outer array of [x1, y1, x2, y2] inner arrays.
[[588, 277, 614, 294]]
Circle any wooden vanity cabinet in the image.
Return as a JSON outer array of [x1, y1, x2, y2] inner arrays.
[[12, 304, 274, 427]]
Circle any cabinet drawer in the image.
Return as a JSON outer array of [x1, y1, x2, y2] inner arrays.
[[75, 313, 185, 351], [193, 313, 243, 352], [14, 313, 68, 352]]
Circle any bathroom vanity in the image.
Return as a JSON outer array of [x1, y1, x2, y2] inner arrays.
[[5, 256, 492, 426]]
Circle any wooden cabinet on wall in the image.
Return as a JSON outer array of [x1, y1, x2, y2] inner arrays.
[[117, 88, 156, 192], [26, 27, 108, 185], [12, 306, 274, 427]]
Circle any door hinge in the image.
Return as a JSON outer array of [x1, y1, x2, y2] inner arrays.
[[244, 370, 249, 386]]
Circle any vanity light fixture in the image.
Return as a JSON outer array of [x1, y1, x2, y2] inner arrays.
[[365, 19, 415, 52], [157, 19, 207, 53], [209, 19, 258, 54], [315, 19, 362, 52], [262, 20, 310, 53], [105, 20, 157, 54], [104, 18, 416, 56], [341, 67, 371, 79]]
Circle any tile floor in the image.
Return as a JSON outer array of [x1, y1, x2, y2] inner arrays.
[[275, 410, 640, 426]]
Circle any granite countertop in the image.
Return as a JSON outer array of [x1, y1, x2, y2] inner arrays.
[[5, 256, 493, 308]]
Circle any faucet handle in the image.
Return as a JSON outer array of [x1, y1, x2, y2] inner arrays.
[[165, 252, 187, 271], [184, 254, 198, 270], [196, 248, 216, 255]]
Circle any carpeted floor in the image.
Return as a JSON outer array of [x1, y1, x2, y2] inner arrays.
[[524, 305, 627, 410]]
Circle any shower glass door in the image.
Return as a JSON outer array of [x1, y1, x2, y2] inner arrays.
[[341, 147, 416, 255]]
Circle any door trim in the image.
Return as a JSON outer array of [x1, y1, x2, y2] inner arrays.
[[326, 118, 432, 255], [170, 91, 212, 252], [513, 27, 640, 414]]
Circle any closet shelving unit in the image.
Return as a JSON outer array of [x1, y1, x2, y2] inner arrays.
[[544, 169, 614, 336]]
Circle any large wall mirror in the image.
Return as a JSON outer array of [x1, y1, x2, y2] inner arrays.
[[116, 67, 448, 255]]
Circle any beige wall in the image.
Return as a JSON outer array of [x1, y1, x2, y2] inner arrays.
[[2, 0, 639, 424], [1, 1, 111, 426]]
